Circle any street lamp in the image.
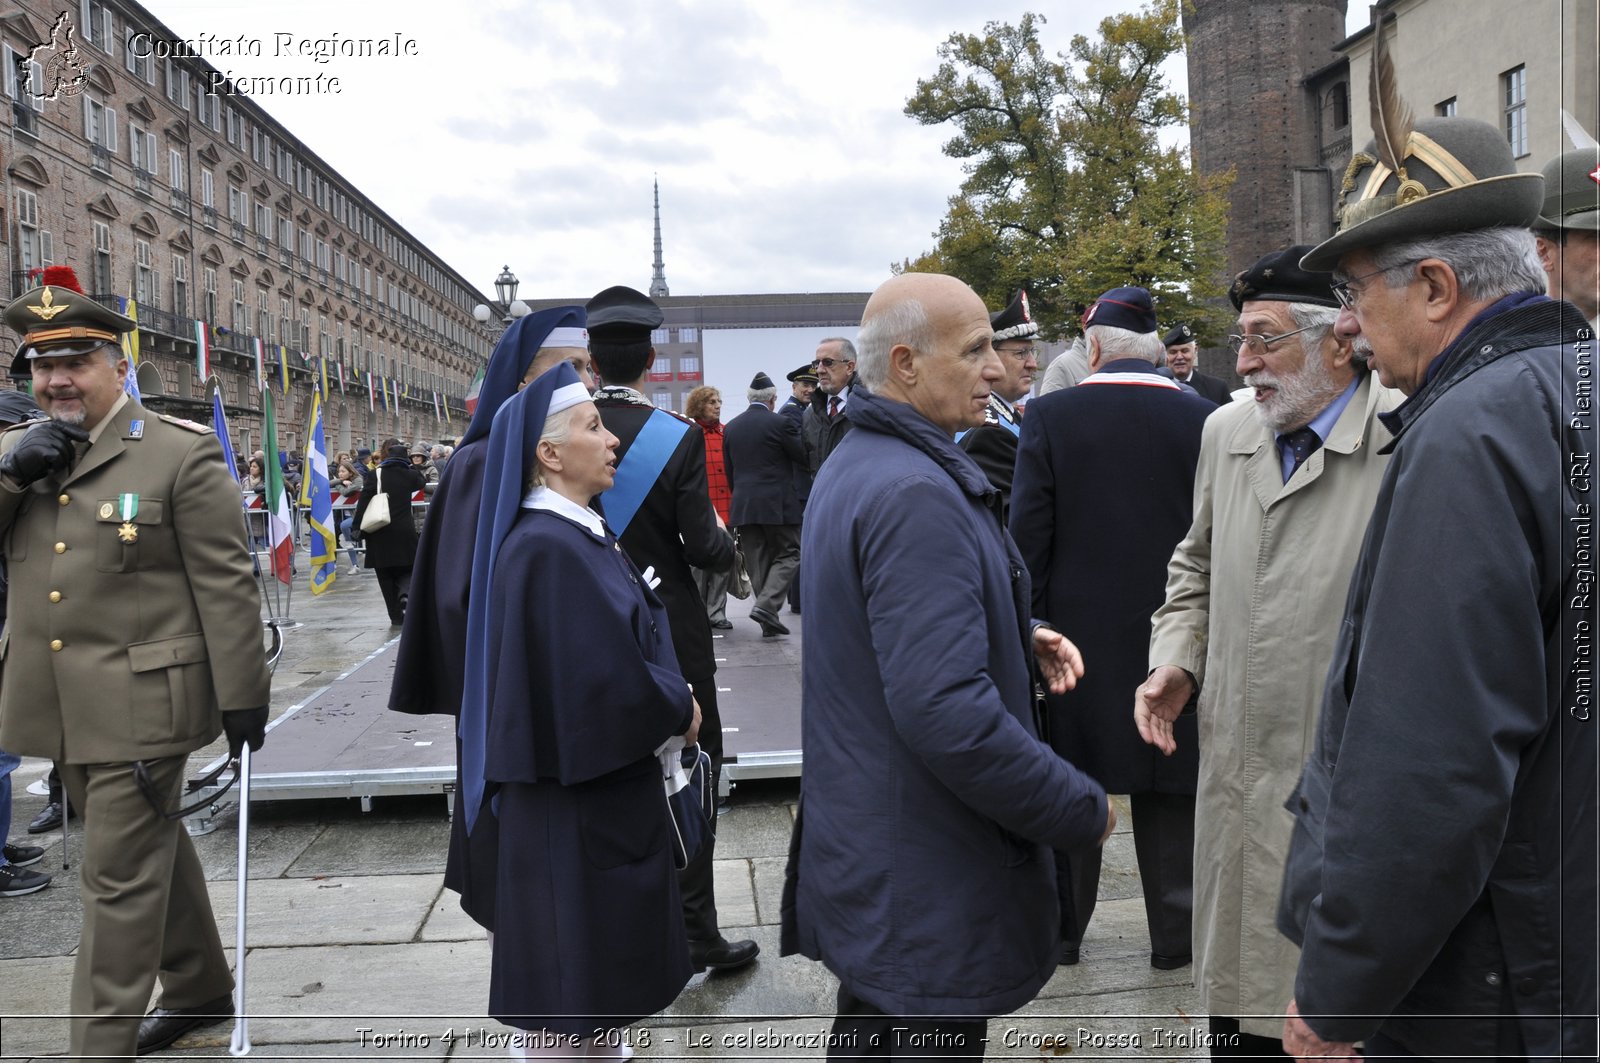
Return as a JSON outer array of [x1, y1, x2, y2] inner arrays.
[[473, 265, 531, 327]]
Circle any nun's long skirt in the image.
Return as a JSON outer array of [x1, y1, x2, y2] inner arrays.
[[486, 758, 692, 1035]]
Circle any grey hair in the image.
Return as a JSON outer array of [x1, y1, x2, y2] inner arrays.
[[856, 300, 934, 391], [748, 386, 777, 405], [818, 336, 858, 362], [1365, 226, 1546, 302], [1086, 324, 1164, 365], [529, 403, 582, 488]]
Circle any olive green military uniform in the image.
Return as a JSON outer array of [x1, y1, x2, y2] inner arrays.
[[0, 281, 269, 1061]]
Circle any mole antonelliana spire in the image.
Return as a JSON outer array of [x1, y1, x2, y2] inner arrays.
[[649, 177, 670, 299]]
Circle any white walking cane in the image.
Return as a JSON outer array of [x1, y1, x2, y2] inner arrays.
[[229, 742, 252, 1057]]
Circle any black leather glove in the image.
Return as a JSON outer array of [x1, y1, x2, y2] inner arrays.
[[224, 707, 268, 759], [0, 421, 90, 487]]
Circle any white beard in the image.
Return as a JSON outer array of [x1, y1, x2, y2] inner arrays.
[[1245, 353, 1341, 433]]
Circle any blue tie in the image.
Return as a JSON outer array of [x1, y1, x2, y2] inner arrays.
[[1280, 427, 1321, 481]]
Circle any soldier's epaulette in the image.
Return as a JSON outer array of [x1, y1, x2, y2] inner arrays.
[[0, 417, 47, 435], [982, 405, 1001, 427], [663, 408, 695, 426], [157, 413, 214, 434]]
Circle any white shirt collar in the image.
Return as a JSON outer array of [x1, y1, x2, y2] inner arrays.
[[521, 484, 607, 538]]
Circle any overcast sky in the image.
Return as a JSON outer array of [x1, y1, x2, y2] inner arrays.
[[146, 1, 1370, 303]]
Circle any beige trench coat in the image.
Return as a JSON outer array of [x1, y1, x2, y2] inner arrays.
[[1148, 374, 1399, 1035]]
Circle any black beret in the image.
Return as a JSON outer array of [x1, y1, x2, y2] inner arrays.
[[1162, 323, 1195, 347], [990, 290, 1038, 341], [785, 363, 818, 384], [0, 389, 43, 425], [585, 285, 663, 344], [1231, 245, 1340, 311], [750, 372, 775, 390]]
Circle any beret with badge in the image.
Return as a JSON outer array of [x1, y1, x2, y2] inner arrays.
[[5, 266, 135, 380], [1162, 323, 1195, 348], [1229, 245, 1339, 311], [1301, 20, 1543, 271]]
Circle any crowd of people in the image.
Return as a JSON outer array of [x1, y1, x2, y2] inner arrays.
[[0, 81, 1594, 1063]]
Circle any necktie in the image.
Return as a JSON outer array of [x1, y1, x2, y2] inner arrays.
[[828, 397, 840, 418], [1279, 426, 1321, 481]]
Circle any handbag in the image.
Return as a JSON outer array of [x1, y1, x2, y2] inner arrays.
[[728, 534, 754, 601], [663, 742, 715, 870], [359, 467, 391, 533]]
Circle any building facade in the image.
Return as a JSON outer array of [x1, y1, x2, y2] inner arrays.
[[1, 0, 496, 455]]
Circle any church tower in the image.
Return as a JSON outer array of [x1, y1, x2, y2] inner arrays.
[[1183, 0, 1350, 282], [649, 178, 670, 299]]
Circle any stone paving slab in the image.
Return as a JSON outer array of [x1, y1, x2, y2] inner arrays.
[[203, 875, 442, 947], [284, 814, 452, 878]]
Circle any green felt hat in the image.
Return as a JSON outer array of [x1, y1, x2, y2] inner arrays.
[[1537, 147, 1600, 232]]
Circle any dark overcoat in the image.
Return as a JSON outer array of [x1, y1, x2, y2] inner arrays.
[[957, 395, 1022, 522], [1185, 370, 1232, 405], [781, 386, 1109, 1017], [594, 396, 733, 684], [1010, 360, 1211, 794], [353, 458, 423, 569], [722, 402, 805, 526], [472, 508, 694, 1034], [1277, 298, 1597, 1060], [778, 396, 811, 503]]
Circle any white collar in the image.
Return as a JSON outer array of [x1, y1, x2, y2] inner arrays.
[[522, 484, 607, 538]]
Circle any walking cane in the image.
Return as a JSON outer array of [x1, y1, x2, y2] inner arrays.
[[229, 742, 252, 1057]]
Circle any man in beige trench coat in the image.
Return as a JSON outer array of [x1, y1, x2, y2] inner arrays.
[[0, 270, 270, 1060], [1134, 247, 1400, 1055]]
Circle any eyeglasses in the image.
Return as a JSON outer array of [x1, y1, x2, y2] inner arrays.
[[815, 358, 851, 369], [1330, 258, 1423, 309], [1227, 324, 1319, 356], [995, 344, 1038, 362]]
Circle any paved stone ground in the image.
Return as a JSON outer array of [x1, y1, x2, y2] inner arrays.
[[0, 560, 1205, 1059]]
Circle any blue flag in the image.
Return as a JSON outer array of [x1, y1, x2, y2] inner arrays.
[[211, 391, 240, 483], [303, 392, 338, 595]]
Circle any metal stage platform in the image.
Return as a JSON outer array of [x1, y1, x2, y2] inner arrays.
[[191, 595, 803, 819]]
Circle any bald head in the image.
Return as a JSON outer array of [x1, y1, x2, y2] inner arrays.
[[857, 272, 1001, 435]]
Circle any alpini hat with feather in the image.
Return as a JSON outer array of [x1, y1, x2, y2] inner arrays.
[[1300, 19, 1544, 271]]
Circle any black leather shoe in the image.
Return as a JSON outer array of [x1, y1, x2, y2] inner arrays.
[[1150, 951, 1192, 971], [689, 936, 760, 972], [27, 800, 71, 834], [710, 619, 733, 630], [749, 607, 790, 637], [137, 994, 234, 1054]]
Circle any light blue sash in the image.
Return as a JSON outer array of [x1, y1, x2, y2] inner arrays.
[[604, 409, 691, 537]]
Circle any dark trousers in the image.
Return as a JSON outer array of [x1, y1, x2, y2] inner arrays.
[[374, 565, 412, 625], [679, 676, 723, 943], [1207, 1016, 1289, 1058], [827, 985, 987, 1060], [1059, 790, 1194, 958]]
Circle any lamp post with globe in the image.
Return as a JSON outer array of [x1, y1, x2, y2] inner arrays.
[[472, 265, 531, 330]]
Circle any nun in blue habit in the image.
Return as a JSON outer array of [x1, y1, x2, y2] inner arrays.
[[458, 361, 697, 1044], [388, 305, 591, 925]]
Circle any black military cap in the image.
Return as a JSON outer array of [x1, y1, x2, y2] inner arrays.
[[5, 266, 134, 379], [786, 363, 818, 384], [1229, 246, 1339, 311], [750, 372, 775, 390], [1162, 323, 1195, 348], [585, 285, 663, 344], [0, 389, 43, 426], [990, 290, 1038, 341]]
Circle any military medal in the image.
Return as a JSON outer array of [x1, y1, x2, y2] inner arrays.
[[118, 492, 139, 544]]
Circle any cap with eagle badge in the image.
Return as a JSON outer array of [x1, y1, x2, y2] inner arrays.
[[5, 266, 135, 380]]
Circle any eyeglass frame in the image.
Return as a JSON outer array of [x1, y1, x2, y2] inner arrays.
[[1226, 323, 1321, 357], [993, 342, 1039, 362], [813, 357, 854, 369], [1330, 258, 1424, 309]]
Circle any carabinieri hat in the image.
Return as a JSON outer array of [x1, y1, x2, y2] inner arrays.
[[1536, 147, 1600, 233], [1300, 21, 1543, 271], [1081, 286, 1158, 335], [990, 290, 1038, 341], [1229, 245, 1339, 311], [5, 265, 135, 379], [586, 285, 663, 344], [785, 363, 818, 384]]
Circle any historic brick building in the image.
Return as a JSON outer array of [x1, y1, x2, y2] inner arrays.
[[1, 0, 494, 454]]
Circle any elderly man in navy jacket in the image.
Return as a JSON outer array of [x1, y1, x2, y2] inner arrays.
[[722, 372, 806, 637], [782, 272, 1113, 1057], [1011, 286, 1212, 972]]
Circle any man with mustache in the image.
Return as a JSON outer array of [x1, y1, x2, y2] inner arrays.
[[1160, 324, 1231, 405], [1135, 247, 1399, 1056]]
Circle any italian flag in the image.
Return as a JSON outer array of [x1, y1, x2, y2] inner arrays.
[[465, 365, 486, 415], [261, 388, 295, 584]]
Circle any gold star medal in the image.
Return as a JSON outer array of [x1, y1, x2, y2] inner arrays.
[[117, 492, 139, 543]]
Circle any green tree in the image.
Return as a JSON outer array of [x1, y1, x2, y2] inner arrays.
[[902, 1, 1233, 341]]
